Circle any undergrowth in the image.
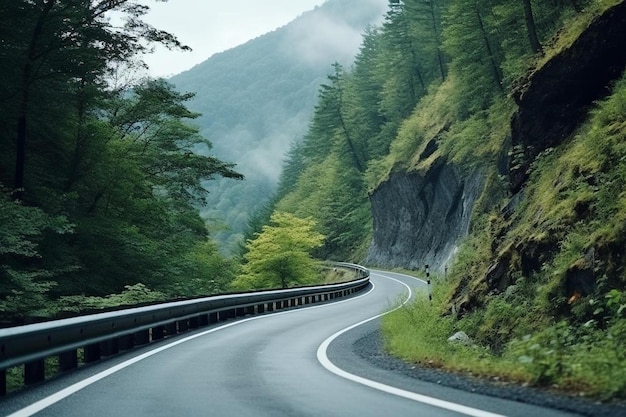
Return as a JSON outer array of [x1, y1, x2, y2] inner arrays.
[[382, 278, 626, 399], [381, 48, 626, 403]]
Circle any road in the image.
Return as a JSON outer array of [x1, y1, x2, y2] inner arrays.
[[0, 270, 579, 417]]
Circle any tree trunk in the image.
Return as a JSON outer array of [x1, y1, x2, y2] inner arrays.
[[428, 0, 446, 81], [475, 2, 504, 92], [14, 0, 56, 198], [521, 0, 543, 54], [66, 78, 88, 192]]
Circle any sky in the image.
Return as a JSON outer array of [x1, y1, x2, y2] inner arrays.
[[140, 0, 329, 77]]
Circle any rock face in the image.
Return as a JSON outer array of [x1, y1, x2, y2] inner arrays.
[[366, 3, 626, 277], [509, 0, 626, 193], [366, 158, 484, 272]]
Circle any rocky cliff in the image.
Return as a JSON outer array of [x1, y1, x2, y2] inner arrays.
[[509, 0, 626, 193], [366, 0, 626, 282], [366, 157, 484, 273]]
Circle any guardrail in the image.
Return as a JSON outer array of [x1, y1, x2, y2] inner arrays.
[[0, 263, 369, 395]]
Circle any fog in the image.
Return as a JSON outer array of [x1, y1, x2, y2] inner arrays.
[[173, 0, 390, 251], [284, 9, 377, 67]]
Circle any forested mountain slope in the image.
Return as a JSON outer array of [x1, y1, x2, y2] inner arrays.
[[0, 1, 247, 322], [169, 0, 388, 252], [263, 0, 626, 398]]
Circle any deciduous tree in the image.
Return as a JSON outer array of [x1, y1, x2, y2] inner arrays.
[[233, 212, 324, 290]]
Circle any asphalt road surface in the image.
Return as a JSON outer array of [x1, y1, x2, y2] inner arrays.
[[1, 270, 582, 417]]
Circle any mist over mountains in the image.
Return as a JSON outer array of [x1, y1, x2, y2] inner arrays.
[[170, 0, 388, 252]]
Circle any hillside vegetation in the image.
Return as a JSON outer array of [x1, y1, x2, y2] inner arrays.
[[170, 0, 388, 253], [257, 0, 626, 399], [0, 1, 242, 322]]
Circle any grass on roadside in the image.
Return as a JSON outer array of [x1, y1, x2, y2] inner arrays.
[[382, 277, 626, 400], [382, 279, 530, 384]]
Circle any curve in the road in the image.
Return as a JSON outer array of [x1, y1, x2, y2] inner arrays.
[[2, 270, 580, 417], [317, 272, 505, 417], [5, 284, 377, 417]]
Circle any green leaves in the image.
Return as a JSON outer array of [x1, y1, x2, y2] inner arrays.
[[0, 188, 75, 319], [233, 212, 324, 290], [0, 2, 242, 319]]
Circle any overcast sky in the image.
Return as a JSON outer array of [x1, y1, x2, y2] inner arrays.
[[140, 0, 329, 77]]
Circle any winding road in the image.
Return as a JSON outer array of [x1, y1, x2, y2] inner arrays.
[[1, 270, 579, 417]]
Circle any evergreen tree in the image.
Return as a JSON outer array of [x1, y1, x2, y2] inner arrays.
[[0, 1, 242, 317]]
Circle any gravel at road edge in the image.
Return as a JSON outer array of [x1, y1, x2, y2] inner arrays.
[[353, 328, 626, 417]]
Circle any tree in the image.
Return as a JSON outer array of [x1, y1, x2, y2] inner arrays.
[[404, 0, 449, 82], [277, 154, 370, 260], [521, 0, 543, 54], [0, 2, 244, 311], [345, 25, 388, 160], [55, 79, 243, 296], [3, 0, 189, 199], [305, 63, 366, 173], [233, 212, 324, 290], [0, 185, 73, 320], [442, 0, 505, 115]]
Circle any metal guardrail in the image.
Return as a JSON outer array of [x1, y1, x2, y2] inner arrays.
[[0, 263, 369, 395]]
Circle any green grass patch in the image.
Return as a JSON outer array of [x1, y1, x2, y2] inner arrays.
[[382, 280, 530, 382], [383, 279, 626, 398]]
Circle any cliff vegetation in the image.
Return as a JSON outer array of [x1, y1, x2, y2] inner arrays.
[[258, 0, 626, 399]]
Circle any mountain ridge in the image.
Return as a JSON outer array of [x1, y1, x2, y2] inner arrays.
[[169, 0, 388, 251]]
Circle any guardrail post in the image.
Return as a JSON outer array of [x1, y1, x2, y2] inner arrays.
[[153, 325, 165, 340], [101, 338, 119, 356], [84, 343, 101, 363], [135, 330, 150, 346], [24, 359, 45, 385], [119, 334, 134, 350], [165, 322, 177, 336], [59, 350, 78, 372], [178, 319, 189, 332], [0, 369, 5, 396], [209, 312, 218, 323]]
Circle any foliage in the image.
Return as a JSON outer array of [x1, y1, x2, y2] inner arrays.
[[170, 0, 388, 253], [263, 0, 626, 401], [384, 278, 626, 398], [506, 299, 626, 399], [383, 279, 528, 381], [54, 284, 167, 315], [277, 154, 370, 260], [0, 1, 241, 320], [232, 212, 325, 290], [0, 187, 75, 320]]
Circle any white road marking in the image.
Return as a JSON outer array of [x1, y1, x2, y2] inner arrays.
[[5, 285, 375, 417], [316, 271, 507, 417], [8, 272, 505, 417]]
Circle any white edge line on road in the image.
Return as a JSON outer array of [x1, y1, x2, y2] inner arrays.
[[316, 272, 507, 417], [5, 284, 376, 417]]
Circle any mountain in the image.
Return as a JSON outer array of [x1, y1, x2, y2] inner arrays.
[[170, 0, 389, 252]]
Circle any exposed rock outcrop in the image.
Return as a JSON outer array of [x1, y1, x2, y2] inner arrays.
[[366, 158, 484, 272], [366, 2, 626, 282], [509, 0, 626, 192]]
